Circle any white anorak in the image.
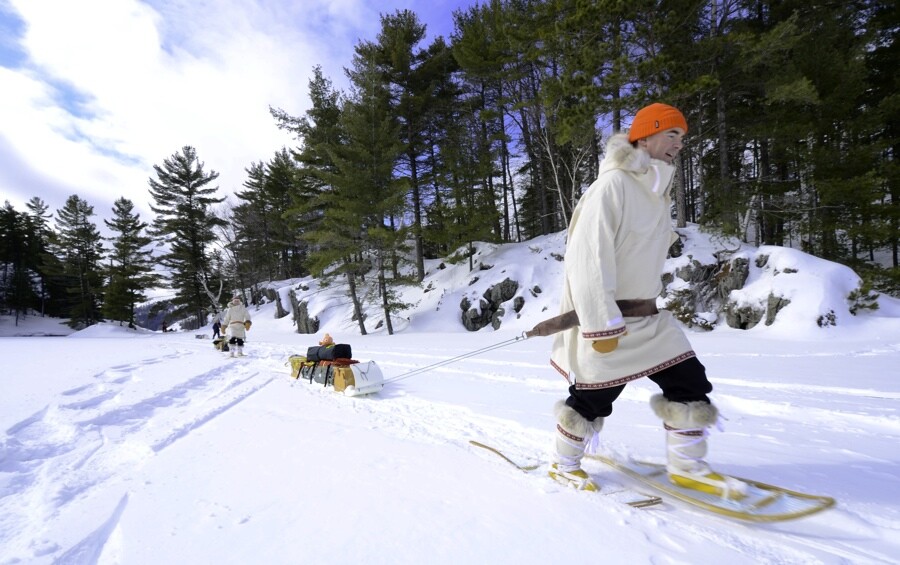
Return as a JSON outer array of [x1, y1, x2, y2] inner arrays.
[[222, 302, 251, 340], [550, 134, 695, 389]]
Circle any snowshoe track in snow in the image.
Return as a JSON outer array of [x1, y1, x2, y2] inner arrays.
[[0, 347, 274, 562]]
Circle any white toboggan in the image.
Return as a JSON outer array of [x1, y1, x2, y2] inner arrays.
[[338, 361, 384, 397]]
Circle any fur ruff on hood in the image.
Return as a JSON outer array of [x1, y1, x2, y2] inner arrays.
[[600, 133, 651, 175]]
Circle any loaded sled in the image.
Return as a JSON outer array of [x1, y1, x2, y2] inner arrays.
[[287, 341, 384, 397]]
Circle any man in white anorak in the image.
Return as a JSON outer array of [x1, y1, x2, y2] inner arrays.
[[549, 102, 744, 499]]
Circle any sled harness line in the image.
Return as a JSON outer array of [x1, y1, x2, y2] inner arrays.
[[348, 301, 658, 388], [380, 332, 531, 387]]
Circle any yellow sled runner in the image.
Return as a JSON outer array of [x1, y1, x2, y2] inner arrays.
[[586, 453, 835, 522]]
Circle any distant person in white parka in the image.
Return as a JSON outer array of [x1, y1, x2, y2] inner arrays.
[[222, 296, 251, 357]]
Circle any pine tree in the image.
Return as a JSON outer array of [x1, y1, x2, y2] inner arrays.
[[272, 66, 344, 261], [232, 149, 305, 283], [265, 149, 306, 278], [51, 195, 105, 328], [103, 198, 160, 328], [424, 101, 500, 269], [450, 1, 520, 242], [24, 197, 59, 316], [231, 162, 270, 289], [0, 202, 36, 321], [355, 10, 456, 281], [309, 47, 408, 334], [455, 0, 575, 237], [148, 146, 225, 327], [864, 0, 900, 292]]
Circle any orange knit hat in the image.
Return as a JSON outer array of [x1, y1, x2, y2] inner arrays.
[[627, 103, 688, 142]]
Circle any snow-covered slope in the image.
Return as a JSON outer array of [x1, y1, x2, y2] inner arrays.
[[1, 229, 899, 564], [285, 225, 899, 338]]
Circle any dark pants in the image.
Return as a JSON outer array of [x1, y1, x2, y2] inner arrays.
[[566, 357, 712, 422], [229, 337, 244, 346]]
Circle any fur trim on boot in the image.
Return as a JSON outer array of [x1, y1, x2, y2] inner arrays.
[[650, 394, 745, 498], [553, 401, 603, 471], [650, 394, 718, 429], [551, 400, 602, 490], [650, 393, 718, 473], [554, 400, 595, 438]]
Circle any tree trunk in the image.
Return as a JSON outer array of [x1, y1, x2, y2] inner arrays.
[[346, 268, 367, 335], [406, 142, 425, 283], [498, 83, 512, 242], [378, 259, 394, 335], [517, 99, 550, 235], [716, 85, 731, 229], [674, 154, 686, 228]]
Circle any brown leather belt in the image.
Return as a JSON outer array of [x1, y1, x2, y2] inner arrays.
[[616, 299, 659, 317], [524, 299, 659, 338]]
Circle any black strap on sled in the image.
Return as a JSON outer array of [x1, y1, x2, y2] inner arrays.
[[306, 361, 333, 387]]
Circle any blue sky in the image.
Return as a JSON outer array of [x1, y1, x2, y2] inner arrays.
[[0, 0, 479, 226]]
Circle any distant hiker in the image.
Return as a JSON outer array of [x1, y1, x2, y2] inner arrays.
[[212, 319, 221, 339], [161, 320, 168, 333], [319, 333, 334, 346], [549, 102, 743, 497], [222, 296, 251, 357]]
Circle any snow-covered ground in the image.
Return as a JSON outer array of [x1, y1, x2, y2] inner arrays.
[[2, 229, 900, 564]]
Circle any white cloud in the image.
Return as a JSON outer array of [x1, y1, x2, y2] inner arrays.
[[0, 0, 470, 226]]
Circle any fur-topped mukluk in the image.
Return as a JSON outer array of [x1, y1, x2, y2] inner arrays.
[[650, 394, 718, 429], [555, 400, 604, 439], [554, 400, 604, 472], [650, 394, 746, 498]]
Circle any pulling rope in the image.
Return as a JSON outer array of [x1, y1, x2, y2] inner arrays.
[[381, 332, 531, 387]]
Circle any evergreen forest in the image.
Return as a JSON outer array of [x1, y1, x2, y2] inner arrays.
[[1, 0, 897, 330]]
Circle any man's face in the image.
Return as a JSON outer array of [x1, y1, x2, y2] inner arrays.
[[638, 127, 685, 164]]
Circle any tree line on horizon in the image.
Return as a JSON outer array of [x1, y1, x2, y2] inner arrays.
[[1, 0, 897, 330]]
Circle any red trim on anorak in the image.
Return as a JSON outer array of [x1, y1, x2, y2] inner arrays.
[[570, 351, 697, 390], [581, 326, 627, 339], [551, 359, 572, 384]]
